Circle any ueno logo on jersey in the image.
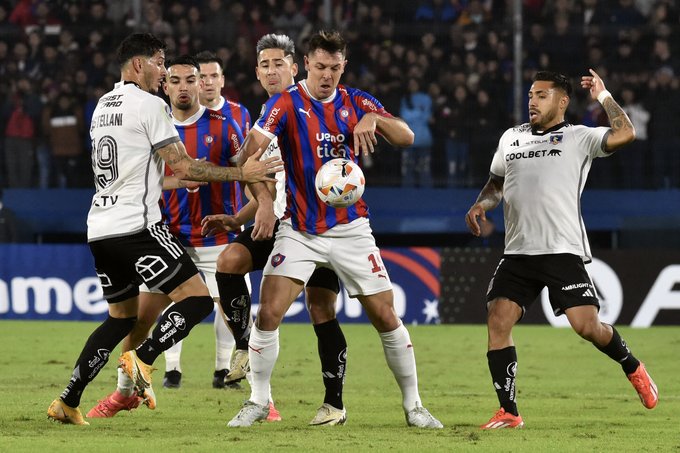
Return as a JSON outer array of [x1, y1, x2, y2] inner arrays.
[[361, 99, 377, 111], [315, 132, 350, 158], [263, 107, 280, 131]]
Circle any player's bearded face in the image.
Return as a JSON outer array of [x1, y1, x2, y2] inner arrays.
[[143, 51, 166, 94], [304, 49, 346, 99], [527, 82, 562, 129]]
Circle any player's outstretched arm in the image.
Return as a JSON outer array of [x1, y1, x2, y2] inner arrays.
[[465, 176, 503, 237], [158, 140, 282, 184], [353, 113, 414, 155], [162, 176, 207, 191], [581, 68, 636, 151]]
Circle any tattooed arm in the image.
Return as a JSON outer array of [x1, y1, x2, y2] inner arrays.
[[465, 175, 504, 237], [157, 140, 282, 184], [581, 68, 636, 152]]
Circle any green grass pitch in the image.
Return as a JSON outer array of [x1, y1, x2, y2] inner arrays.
[[0, 321, 677, 452]]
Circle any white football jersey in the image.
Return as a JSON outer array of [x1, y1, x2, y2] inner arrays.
[[261, 136, 287, 219], [87, 82, 180, 241], [489, 122, 610, 261]]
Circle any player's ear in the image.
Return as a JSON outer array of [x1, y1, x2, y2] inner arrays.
[[304, 55, 309, 71], [133, 57, 142, 73], [291, 62, 298, 77]]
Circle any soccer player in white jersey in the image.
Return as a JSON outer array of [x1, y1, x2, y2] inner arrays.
[[200, 34, 349, 426], [225, 30, 442, 429], [465, 70, 658, 430], [47, 33, 282, 425]]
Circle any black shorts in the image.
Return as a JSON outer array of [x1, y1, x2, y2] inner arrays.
[[233, 220, 340, 294], [486, 253, 599, 317], [89, 223, 199, 303]]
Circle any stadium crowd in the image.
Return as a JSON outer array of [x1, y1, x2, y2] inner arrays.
[[0, 0, 679, 190]]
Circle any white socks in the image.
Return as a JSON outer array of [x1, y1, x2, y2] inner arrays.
[[163, 340, 183, 372], [117, 367, 135, 397], [248, 325, 279, 406], [380, 323, 421, 412], [214, 310, 235, 371]]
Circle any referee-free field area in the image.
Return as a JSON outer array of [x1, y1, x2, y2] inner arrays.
[[1, 321, 677, 452]]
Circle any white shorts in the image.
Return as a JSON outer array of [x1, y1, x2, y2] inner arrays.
[[263, 218, 392, 297], [140, 245, 250, 298]]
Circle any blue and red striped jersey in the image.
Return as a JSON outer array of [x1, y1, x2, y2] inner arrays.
[[163, 106, 244, 247], [253, 81, 393, 234], [222, 98, 251, 136]]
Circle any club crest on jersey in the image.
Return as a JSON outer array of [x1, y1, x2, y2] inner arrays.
[[271, 253, 285, 267], [549, 133, 563, 145], [203, 134, 214, 146], [338, 108, 349, 120]]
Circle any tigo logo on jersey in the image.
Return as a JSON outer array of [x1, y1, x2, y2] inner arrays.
[[271, 253, 286, 267], [549, 133, 563, 145]]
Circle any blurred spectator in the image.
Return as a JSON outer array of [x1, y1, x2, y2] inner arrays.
[[619, 85, 650, 188], [646, 66, 680, 189], [273, 0, 308, 46], [0, 4, 20, 42], [468, 88, 505, 187], [400, 77, 433, 188], [0, 188, 19, 242], [42, 93, 84, 188], [202, 0, 236, 48], [2, 76, 41, 188]]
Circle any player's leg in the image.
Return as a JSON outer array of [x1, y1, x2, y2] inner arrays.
[[329, 222, 441, 428], [117, 225, 215, 409], [48, 235, 143, 425], [306, 268, 346, 425], [48, 297, 138, 425], [479, 255, 540, 429], [564, 305, 658, 409], [88, 291, 171, 418], [227, 274, 302, 427], [548, 254, 658, 409]]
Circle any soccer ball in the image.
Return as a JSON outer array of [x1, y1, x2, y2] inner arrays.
[[314, 158, 365, 208]]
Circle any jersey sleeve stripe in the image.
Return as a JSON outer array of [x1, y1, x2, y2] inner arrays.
[[151, 135, 180, 152]]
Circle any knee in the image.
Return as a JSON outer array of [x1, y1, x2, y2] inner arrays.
[[216, 245, 251, 274], [571, 319, 601, 342], [487, 300, 519, 334], [255, 299, 286, 330]]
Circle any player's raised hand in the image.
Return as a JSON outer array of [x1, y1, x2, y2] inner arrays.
[[201, 214, 241, 236], [465, 204, 487, 237], [581, 68, 607, 101], [353, 114, 378, 156], [241, 147, 283, 183]]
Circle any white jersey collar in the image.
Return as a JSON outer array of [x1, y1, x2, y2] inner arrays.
[[173, 105, 206, 126], [299, 80, 336, 103]]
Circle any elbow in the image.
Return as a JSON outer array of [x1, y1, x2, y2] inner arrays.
[[396, 129, 415, 147]]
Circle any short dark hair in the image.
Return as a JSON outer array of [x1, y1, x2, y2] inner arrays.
[[256, 33, 295, 59], [116, 33, 166, 68], [194, 50, 223, 71], [534, 71, 572, 96], [306, 30, 346, 57], [166, 54, 201, 72]]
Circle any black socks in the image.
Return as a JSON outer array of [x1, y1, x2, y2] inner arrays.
[[61, 315, 136, 408], [215, 272, 251, 350], [595, 325, 640, 375], [314, 319, 347, 410], [136, 296, 214, 365], [487, 346, 519, 416]]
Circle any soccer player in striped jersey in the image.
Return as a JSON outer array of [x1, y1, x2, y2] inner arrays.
[[466, 70, 658, 430], [47, 34, 281, 425], [201, 33, 347, 425], [195, 50, 251, 135], [226, 30, 442, 429]]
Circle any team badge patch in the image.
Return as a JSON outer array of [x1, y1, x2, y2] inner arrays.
[[271, 253, 286, 267], [549, 133, 563, 145], [203, 134, 214, 146], [338, 108, 349, 120]]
